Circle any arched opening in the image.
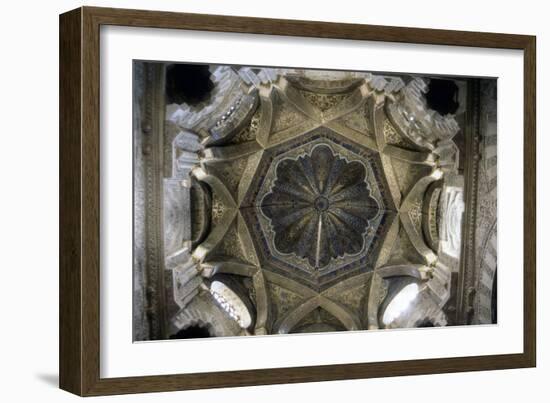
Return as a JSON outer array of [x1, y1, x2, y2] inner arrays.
[[169, 324, 212, 339], [166, 64, 214, 106], [290, 307, 347, 334], [209, 276, 255, 329], [425, 78, 459, 115], [382, 282, 420, 326]]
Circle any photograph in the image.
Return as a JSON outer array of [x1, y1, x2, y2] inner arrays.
[[132, 62, 498, 341]]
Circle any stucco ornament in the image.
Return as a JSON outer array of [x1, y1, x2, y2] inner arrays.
[[261, 145, 379, 268]]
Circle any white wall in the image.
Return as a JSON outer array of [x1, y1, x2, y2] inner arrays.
[[0, 0, 545, 401]]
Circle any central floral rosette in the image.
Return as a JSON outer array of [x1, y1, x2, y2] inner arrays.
[[261, 145, 379, 268]]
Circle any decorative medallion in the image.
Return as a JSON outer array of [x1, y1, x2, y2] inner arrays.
[[241, 127, 396, 290], [261, 145, 379, 268]]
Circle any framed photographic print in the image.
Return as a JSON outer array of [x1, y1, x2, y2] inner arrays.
[[59, 6, 536, 396]]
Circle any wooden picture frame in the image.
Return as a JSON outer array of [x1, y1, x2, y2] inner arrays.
[[59, 6, 536, 396]]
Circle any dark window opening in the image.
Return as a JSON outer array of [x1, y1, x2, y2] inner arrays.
[[425, 79, 459, 115], [166, 64, 214, 106], [169, 324, 212, 339]]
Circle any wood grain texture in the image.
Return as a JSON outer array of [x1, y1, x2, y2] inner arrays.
[[59, 8, 83, 396], [523, 38, 536, 366], [81, 6, 102, 396], [59, 6, 537, 396]]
